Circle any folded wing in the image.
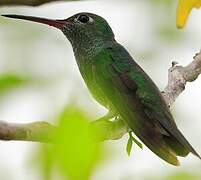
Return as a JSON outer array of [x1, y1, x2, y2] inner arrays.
[[92, 43, 200, 165]]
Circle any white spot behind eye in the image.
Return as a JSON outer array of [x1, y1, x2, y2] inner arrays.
[[88, 17, 94, 23], [74, 17, 78, 22]]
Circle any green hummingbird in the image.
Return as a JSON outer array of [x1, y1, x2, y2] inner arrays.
[[2, 12, 200, 166]]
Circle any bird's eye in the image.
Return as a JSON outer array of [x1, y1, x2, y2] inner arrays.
[[77, 15, 90, 23]]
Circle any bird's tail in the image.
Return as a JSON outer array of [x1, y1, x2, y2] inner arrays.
[[131, 123, 181, 166], [163, 128, 201, 160], [163, 135, 189, 157], [129, 119, 201, 166]]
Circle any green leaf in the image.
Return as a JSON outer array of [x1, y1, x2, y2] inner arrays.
[[131, 136, 143, 149], [126, 132, 143, 156], [126, 134, 133, 156]]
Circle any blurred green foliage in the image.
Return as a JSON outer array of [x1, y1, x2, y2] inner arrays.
[[147, 0, 184, 42], [146, 171, 201, 180], [36, 106, 103, 180], [0, 74, 28, 95], [150, 0, 175, 6], [156, 25, 182, 42], [166, 172, 201, 180]]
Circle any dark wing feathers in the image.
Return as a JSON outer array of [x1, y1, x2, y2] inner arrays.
[[93, 43, 200, 165]]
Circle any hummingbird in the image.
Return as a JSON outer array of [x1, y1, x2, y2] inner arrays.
[[2, 12, 200, 166]]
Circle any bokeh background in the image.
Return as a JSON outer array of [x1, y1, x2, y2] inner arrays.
[[0, 0, 201, 179]]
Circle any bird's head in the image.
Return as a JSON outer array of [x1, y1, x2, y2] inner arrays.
[[62, 13, 115, 44], [2, 12, 115, 50]]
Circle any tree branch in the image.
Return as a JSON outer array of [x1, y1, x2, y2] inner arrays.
[[0, 121, 56, 142], [0, 51, 200, 142], [0, 0, 78, 6], [162, 51, 201, 106]]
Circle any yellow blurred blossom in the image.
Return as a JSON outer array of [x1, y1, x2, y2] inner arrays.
[[177, 0, 201, 28]]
